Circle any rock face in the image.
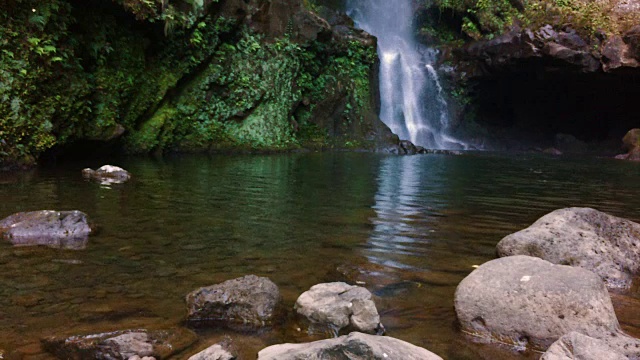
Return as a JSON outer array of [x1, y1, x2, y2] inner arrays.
[[42, 328, 197, 360], [186, 275, 280, 328], [616, 128, 640, 161], [295, 282, 383, 335], [82, 165, 131, 185], [540, 332, 627, 360], [454, 256, 621, 351], [257, 332, 443, 360], [496, 207, 640, 289], [0, 210, 93, 249]]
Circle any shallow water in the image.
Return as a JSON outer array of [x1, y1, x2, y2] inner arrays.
[[1, 152, 639, 359]]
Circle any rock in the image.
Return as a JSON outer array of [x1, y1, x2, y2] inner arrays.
[[496, 207, 640, 289], [454, 256, 622, 351], [82, 165, 131, 185], [294, 282, 383, 335], [257, 332, 443, 360], [0, 210, 93, 249], [618, 128, 640, 160], [186, 275, 280, 329], [42, 328, 197, 360], [540, 332, 626, 360], [399, 140, 418, 155], [128, 356, 156, 360], [543, 147, 563, 155], [187, 344, 235, 360]]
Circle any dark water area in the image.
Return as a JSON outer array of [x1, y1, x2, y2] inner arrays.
[[1, 152, 640, 359]]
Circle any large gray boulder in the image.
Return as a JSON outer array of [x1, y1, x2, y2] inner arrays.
[[187, 344, 235, 360], [82, 165, 131, 185], [496, 207, 640, 289], [186, 275, 280, 329], [540, 332, 626, 360], [257, 332, 442, 360], [0, 210, 93, 249], [295, 282, 383, 335], [42, 328, 197, 360], [454, 256, 640, 354]]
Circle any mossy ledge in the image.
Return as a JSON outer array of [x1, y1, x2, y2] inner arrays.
[[0, 0, 397, 168]]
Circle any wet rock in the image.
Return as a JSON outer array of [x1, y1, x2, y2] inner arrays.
[[187, 341, 236, 360], [399, 140, 418, 155], [496, 207, 640, 289], [295, 282, 383, 335], [42, 328, 197, 360], [0, 210, 93, 249], [127, 356, 156, 360], [82, 165, 131, 185], [540, 332, 626, 360], [257, 332, 443, 360], [617, 128, 640, 161], [454, 256, 628, 351], [543, 147, 563, 155], [186, 275, 280, 329]]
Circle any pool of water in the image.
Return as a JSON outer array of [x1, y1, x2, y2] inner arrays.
[[1, 152, 639, 359]]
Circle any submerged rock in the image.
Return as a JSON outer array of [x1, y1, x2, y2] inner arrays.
[[186, 275, 280, 329], [42, 328, 197, 360], [454, 256, 630, 352], [295, 282, 383, 335], [0, 210, 93, 249], [257, 332, 443, 360], [496, 207, 640, 289], [82, 165, 131, 185], [540, 332, 626, 360]]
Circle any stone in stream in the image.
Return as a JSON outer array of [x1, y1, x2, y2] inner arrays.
[[257, 332, 443, 360], [496, 207, 640, 290], [186, 275, 280, 329], [82, 165, 131, 184], [294, 282, 383, 336], [540, 332, 626, 360], [187, 340, 236, 360], [454, 256, 640, 356], [616, 128, 640, 161], [0, 210, 93, 249], [42, 328, 197, 360]]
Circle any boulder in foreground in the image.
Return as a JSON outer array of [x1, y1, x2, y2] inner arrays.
[[0, 210, 93, 249], [455, 256, 623, 351], [186, 275, 280, 329], [497, 207, 640, 289], [295, 282, 383, 335], [257, 332, 443, 360], [540, 332, 626, 360], [42, 328, 197, 360]]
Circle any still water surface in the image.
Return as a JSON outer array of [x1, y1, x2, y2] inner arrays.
[[1, 152, 640, 359]]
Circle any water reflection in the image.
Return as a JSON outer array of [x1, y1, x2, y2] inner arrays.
[[367, 156, 441, 269]]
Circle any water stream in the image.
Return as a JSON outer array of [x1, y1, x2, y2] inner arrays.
[[347, 0, 466, 149]]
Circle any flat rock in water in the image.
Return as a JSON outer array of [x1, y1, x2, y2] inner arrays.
[[186, 275, 280, 329], [0, 210, 93, 249], [540, 332, 626, 360], [42, 328, 197, 360], [497, 207, 640, 289], [187, 343, 236, 360], [257, 332, 443, 360], [295, 282, 383, 335], [454, 255, 640, 355], [82, 165, 131, 185]]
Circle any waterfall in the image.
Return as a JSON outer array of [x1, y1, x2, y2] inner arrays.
[[347, 0, 466, 149]]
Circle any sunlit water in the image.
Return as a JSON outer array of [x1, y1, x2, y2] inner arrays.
[[1, 153, 640, 359]]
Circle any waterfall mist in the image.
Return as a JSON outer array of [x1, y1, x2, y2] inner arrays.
[[346, 0, 466, 149]]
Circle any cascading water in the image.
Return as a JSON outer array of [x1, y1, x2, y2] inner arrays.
[[347, 0, 466, 149]]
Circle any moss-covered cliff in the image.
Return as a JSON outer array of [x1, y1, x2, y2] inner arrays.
[[0, 0, 396, 168]]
